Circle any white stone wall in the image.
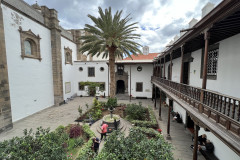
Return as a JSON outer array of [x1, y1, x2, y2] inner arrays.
[[74, 61, 109, 97], [189, 33, 240, 98], [2, 4, 54, 122], [61, 37, 77, 100], [199, 128, 240, 160], [125, 64, 153, 98]]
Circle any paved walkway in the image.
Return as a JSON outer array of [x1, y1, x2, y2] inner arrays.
[[153, 101, 205, 160], [0, 97, 94, 141], [0, 97, 206, 160]]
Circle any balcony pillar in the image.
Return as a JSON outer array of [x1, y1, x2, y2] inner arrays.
[[163, 55, 166, 79], [200, 30, 210, 113], [159, 59, 162, 78], [154, 85, 157, 109], [170, 52, 173, 80], [180, 45, 184, 83], [167, 99, 173, 139], [159, 89, 162, 120], [193, 124, 200, 160]]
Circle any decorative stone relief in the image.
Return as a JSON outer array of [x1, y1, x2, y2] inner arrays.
[[11, 12, 24, 27]]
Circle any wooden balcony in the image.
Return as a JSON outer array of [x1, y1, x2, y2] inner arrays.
[[151, 76, 240, 155]]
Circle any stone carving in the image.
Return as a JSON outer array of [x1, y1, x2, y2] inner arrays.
[[11, 12, 24, 27]]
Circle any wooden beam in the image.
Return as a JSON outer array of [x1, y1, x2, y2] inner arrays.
[[193, 124, 200, 160], [180, 45, 184, 83], [167, 99, 172, 139], [159, 89, 162, 120], [200, 30, 210, 113], [180, 27, 196, 32], [163, 56, 166, 79]]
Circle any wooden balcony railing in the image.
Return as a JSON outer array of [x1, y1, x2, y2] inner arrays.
[[152, 76, 240, 137]]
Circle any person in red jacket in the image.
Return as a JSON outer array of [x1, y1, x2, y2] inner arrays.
[[101, 123, 108, 141]]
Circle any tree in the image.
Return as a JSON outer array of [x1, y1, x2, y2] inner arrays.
[[79, 7, 142, 97]]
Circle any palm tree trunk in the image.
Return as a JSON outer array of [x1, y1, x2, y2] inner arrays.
[[109, 48, 116, 98]]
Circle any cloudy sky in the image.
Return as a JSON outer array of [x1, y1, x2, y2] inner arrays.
[[24, 0, 221, 53]]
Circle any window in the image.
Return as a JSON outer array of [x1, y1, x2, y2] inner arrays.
[[24, 40, 32, 55], [117, 64, 124, 75], [79, 83, 84, 90], [88, 67, 95, 77], [19, 27, 41, 61], [201, 43, 219, 80], [136, 82, 143, 92], [99, 82, 105, 91], [64, 47, 73, 65]]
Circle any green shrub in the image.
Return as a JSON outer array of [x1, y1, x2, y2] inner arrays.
[[0, 127, 67, 160], [130, 106, 158, 128], [125, 103, 147, 120], [77, 124, 95, 159], [106, 97, 117, 108], [95, 128, 173, 160]]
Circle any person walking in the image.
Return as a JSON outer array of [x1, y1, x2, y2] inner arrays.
[[101, 123, 108, 141]]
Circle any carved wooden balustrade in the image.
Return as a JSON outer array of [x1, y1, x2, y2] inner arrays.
[[152, 76, 240, 137]]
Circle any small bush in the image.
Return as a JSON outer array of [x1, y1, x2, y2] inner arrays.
[[125, 103, 147, 120], [106, 97, 117, 108], [69, 125, 82, 138]]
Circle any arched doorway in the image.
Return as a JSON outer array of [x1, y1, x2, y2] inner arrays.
[[116, 80, 125, 94]]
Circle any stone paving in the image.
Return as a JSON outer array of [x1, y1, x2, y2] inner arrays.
[[0, 96, 206, 160]]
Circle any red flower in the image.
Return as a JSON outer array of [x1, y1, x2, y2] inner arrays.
[[157, 129, 162, 133]]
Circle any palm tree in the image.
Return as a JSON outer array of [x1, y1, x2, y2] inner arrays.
[[80, 7, 142, 97]]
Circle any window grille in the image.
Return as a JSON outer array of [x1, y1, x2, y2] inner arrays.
[[88, 67, 95, 77], [207, 49, 218, 76]]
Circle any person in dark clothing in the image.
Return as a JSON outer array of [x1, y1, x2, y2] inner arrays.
[[198, 140, 214, 153], [92, 137, 100, 153], [198, 134, 207, 145], [173, 112, 182, 123], [114, 119, 118, 130]]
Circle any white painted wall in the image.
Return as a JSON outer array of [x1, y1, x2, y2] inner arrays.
[[189, 33, 240, 98], [125, 64, 153, 98], [61, 37, 77, 100], [74, 61, 109, 97], [199, 128, 240, 160], [171, 57, 181, 83], [2, 4, 54, 122]]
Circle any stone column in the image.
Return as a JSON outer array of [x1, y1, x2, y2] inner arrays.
[[41, 7, 63, 106], [71, 29, 82, 60], [0, 1, 13, 133]]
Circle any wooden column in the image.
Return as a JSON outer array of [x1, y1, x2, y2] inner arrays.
[[153, 61, 155, 76], [200, 30, 210, 113], [163, 56, 166, 79], [170, 52, 173, 80], [159, 58, 162, 78], [167, 99, 172, 139], [193, 124, 200, 160], [180, 45, 184, 83], [154, 86, 157, 109], [159, 90, 162, 120]]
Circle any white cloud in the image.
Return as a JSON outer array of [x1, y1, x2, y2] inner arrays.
[[24, 0, 222, 53]]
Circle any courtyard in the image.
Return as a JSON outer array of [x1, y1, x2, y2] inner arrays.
[[0, 97, 205, 160]]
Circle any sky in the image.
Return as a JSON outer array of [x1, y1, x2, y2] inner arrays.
[[24, 0, 221, 53]]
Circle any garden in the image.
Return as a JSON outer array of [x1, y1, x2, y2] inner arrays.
[[0, 97, 173, 160]]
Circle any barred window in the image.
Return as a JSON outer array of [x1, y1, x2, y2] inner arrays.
[[201, 43, 219, 80], [117, 65, 124, 75], [136, 82, 143, 92], [88, 67, 95, 77], [207, 49, 218, 76]]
